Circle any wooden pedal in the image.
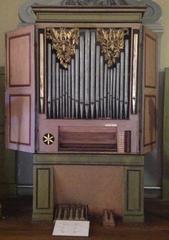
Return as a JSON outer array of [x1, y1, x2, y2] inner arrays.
[[54, 204, 88, 221], [102, 210, 115, 227]]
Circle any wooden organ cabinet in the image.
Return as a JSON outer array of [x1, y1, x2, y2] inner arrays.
[[5, 4, 158, 222]]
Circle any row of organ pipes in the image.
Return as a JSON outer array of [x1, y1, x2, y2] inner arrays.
[[39, 28, 139, 119]]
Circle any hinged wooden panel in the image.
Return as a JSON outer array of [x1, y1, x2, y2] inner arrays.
[[142, 27, 157, 154], [6, 25, 35, 153]]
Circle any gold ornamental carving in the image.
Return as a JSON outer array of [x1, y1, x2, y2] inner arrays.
[[46, 28, 80, 68], [97, 28, 128, 67]]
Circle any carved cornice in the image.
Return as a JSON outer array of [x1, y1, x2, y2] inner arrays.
[[18, 0, 161, 24]]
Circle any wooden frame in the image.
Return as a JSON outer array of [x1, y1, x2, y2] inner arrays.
[[32, 154, 144, 222], [32, 6, 146, 23]]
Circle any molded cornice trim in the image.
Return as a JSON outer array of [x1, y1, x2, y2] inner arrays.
[[18, 0, 161, 24]]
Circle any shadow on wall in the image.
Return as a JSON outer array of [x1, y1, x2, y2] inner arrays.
[[16, 151, 33, 196], [144, 71, 165, 197]]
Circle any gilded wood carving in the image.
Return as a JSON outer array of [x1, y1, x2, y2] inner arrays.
[[46, 28, 80, 68], [97, 28, 128, 67]]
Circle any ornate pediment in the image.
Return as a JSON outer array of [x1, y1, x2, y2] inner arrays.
[[19, 0, 161, 24], [62, 0, 127, 5]]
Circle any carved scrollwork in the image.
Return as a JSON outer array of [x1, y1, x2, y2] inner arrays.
[[62, 0, 127, 5], [97, 28, 129, 67], [46, 28, 80, 68]]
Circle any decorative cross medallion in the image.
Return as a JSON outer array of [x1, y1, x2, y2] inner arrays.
[[43, 133, 55, 145]]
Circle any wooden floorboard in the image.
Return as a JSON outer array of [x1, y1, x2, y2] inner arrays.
[[0, 197, 169, 240]]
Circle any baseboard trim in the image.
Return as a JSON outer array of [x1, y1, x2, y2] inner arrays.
[[32, 213, 53, 221], [16, 185, 33, 196], [123, 215, 144, 223], [144, 188, 162, 198]]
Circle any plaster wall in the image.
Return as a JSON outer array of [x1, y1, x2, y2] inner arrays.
[[0, 0, 168, 69], [154, 0, 169, 69]]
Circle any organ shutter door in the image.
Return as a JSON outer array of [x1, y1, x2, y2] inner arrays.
[[5, 25, 35, 153], [142, 27, 157, 153]]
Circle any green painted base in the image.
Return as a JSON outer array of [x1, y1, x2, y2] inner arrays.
[[33, 154, 144, 223], [162, 179, 169, 200], [32, 213, 53, 221], [123, 215, 144, 223]]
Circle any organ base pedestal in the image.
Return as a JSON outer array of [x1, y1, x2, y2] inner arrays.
[[32, 154, 144, 223]]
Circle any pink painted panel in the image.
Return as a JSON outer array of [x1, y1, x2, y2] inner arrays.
[[6, 25, 35, 153], [9, 34, 31, 87], [38, 114, 139, 153], [53, 165, 124, 216], [9, 95, 31, 145]]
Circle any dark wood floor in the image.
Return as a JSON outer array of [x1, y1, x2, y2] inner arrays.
[[0, 197, 169, 240]]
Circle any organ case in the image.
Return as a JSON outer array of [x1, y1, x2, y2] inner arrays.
[[5, 6, 157, 155]]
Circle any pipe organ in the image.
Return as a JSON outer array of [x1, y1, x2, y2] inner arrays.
[[5, 3, 158, 222], [5, 6, 157, 154]]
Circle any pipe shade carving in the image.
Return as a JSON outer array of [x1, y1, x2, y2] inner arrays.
[[97, 28, 129, 67], [46, 28, 80, 69]]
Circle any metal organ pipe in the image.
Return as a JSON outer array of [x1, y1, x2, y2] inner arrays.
[[109, 68, 113, 118], [47, 43, 52, 118], [62, 69, 65, 117], [75, 48, 80, 118], [56, 62, 60, 118], [68, 65, 71, 118], [59, 68, 63, 118], [96, 45, 100, 118], [132, 31, 139, 114], [104, 64, 108, 118], [85, 30, 90, 119], [52, 52, 56, 118], [90, 31, 96, 119], [65, 69, 68, 118], [100, 55, 104, 118], [71, 58, 75, 118], [63, 69, 66, 117], [124, 38, 129, 118], [119, 51, 125, 119], [80, 33, 85, 119], [39, 32, 45, 114], [112, 67, 116, 119], [116, 63, 120, 119]]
